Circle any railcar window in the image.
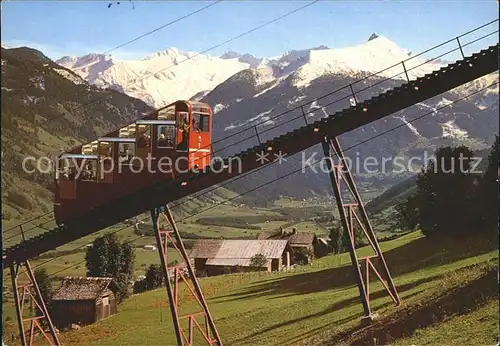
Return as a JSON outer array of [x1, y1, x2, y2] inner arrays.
[[128, 124, 136, 138], [99, 142, 113, 157], [157, 125, 176, 148], [158, 106, 175, 120], [82, 141, 99, 155], [192, 113, 209, 132], [137, 125, 151, 148], [118, 143, 135, 165], [57, 158, 77, 180], [91, 141, 98, 155], [82, 145, 93, 155], [119, 126, 129, 138], [81, 160, 97, 181]]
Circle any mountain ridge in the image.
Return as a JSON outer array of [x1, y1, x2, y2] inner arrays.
[[56, 35, 438, 108]]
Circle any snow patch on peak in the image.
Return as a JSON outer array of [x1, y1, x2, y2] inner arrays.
[[288, 95, 308, 106], [440, 120, 468, 139], [143, 47, 185, 60], [259, 67, 277, 82], [224, 108, 274, 131], [57, 55, 77, 66], [436, 97, 454, 108], [393, 115, 422, 137], [213, 103, 227, 114], [59, 53, 113, 68], [254, 78, 283, 98], [292, 35, 442, 88]]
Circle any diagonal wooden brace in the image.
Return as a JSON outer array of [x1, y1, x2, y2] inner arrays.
[[150, 205, 222, 346]]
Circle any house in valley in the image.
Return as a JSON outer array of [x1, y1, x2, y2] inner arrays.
[[143, 244, 157, 251]]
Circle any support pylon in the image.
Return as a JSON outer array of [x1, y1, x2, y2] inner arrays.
[[321, 136, 401, 321], [9, 261, 61, 346], [150, 205, 223, 346]]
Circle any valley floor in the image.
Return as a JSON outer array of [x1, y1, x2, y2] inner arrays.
[[4, 230, 494, 345]]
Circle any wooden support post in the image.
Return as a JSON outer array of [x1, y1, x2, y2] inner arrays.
[[321, 136, 400, 321], [10, 261, 61, 346], [151, 205, 223, 346]]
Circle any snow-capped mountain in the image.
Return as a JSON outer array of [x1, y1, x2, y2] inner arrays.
[[57, 35, 444, 108]]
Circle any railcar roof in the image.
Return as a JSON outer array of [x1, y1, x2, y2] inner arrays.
[[60, 100, 210, 156]]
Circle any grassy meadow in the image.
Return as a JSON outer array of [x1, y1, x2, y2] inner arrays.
[[2, 195, 497, 345], [3, 230, 495, 345]]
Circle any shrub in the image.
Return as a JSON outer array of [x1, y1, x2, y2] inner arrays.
[[249, 254, 268, 270], [145, 264, 163, 290], [397, 145, 486, 236], [85, 233, 135, 300], [329, 226, 366, 253], [133, 280, 148, 294], [293, 248, 314, 265], [34, 268, 53, 303]]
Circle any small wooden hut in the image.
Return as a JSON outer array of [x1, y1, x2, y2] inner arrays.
[[51, 276, 118, 328]]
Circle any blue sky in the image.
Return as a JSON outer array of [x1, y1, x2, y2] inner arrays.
[[2, 1, 498, 61]]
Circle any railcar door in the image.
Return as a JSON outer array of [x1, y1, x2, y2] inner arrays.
[[188, 106, 211, 170], [175, 110, 190, 173], [154, 104, 178, 177], [176, 111, 190, 152], [116, 125, 136, 179], [57, 157, 77, 199], [118, 141, 135, 172], [98, 141, 114, 183], [136, 124, 151, 164]]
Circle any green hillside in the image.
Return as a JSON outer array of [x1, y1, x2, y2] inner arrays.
[[3, 231, 493, 345]]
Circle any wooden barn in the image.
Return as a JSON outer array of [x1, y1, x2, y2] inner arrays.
[[258, 228, 327, 257], [51, 276, 118, 328], [190, 239, 292, 275]]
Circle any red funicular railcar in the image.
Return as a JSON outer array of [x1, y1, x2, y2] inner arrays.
[[54, 100, 212, 225]]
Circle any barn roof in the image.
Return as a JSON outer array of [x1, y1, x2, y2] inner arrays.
[[189, 240, 223, 258], [203, 240, 290, 267], [257, 230, 316, 246], [52, 276, 115, 301], [288, 232, 316, 245]]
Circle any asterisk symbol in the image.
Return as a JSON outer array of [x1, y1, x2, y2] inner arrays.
[[256, 150, 269, 164], [273, 151, 287, 164]]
